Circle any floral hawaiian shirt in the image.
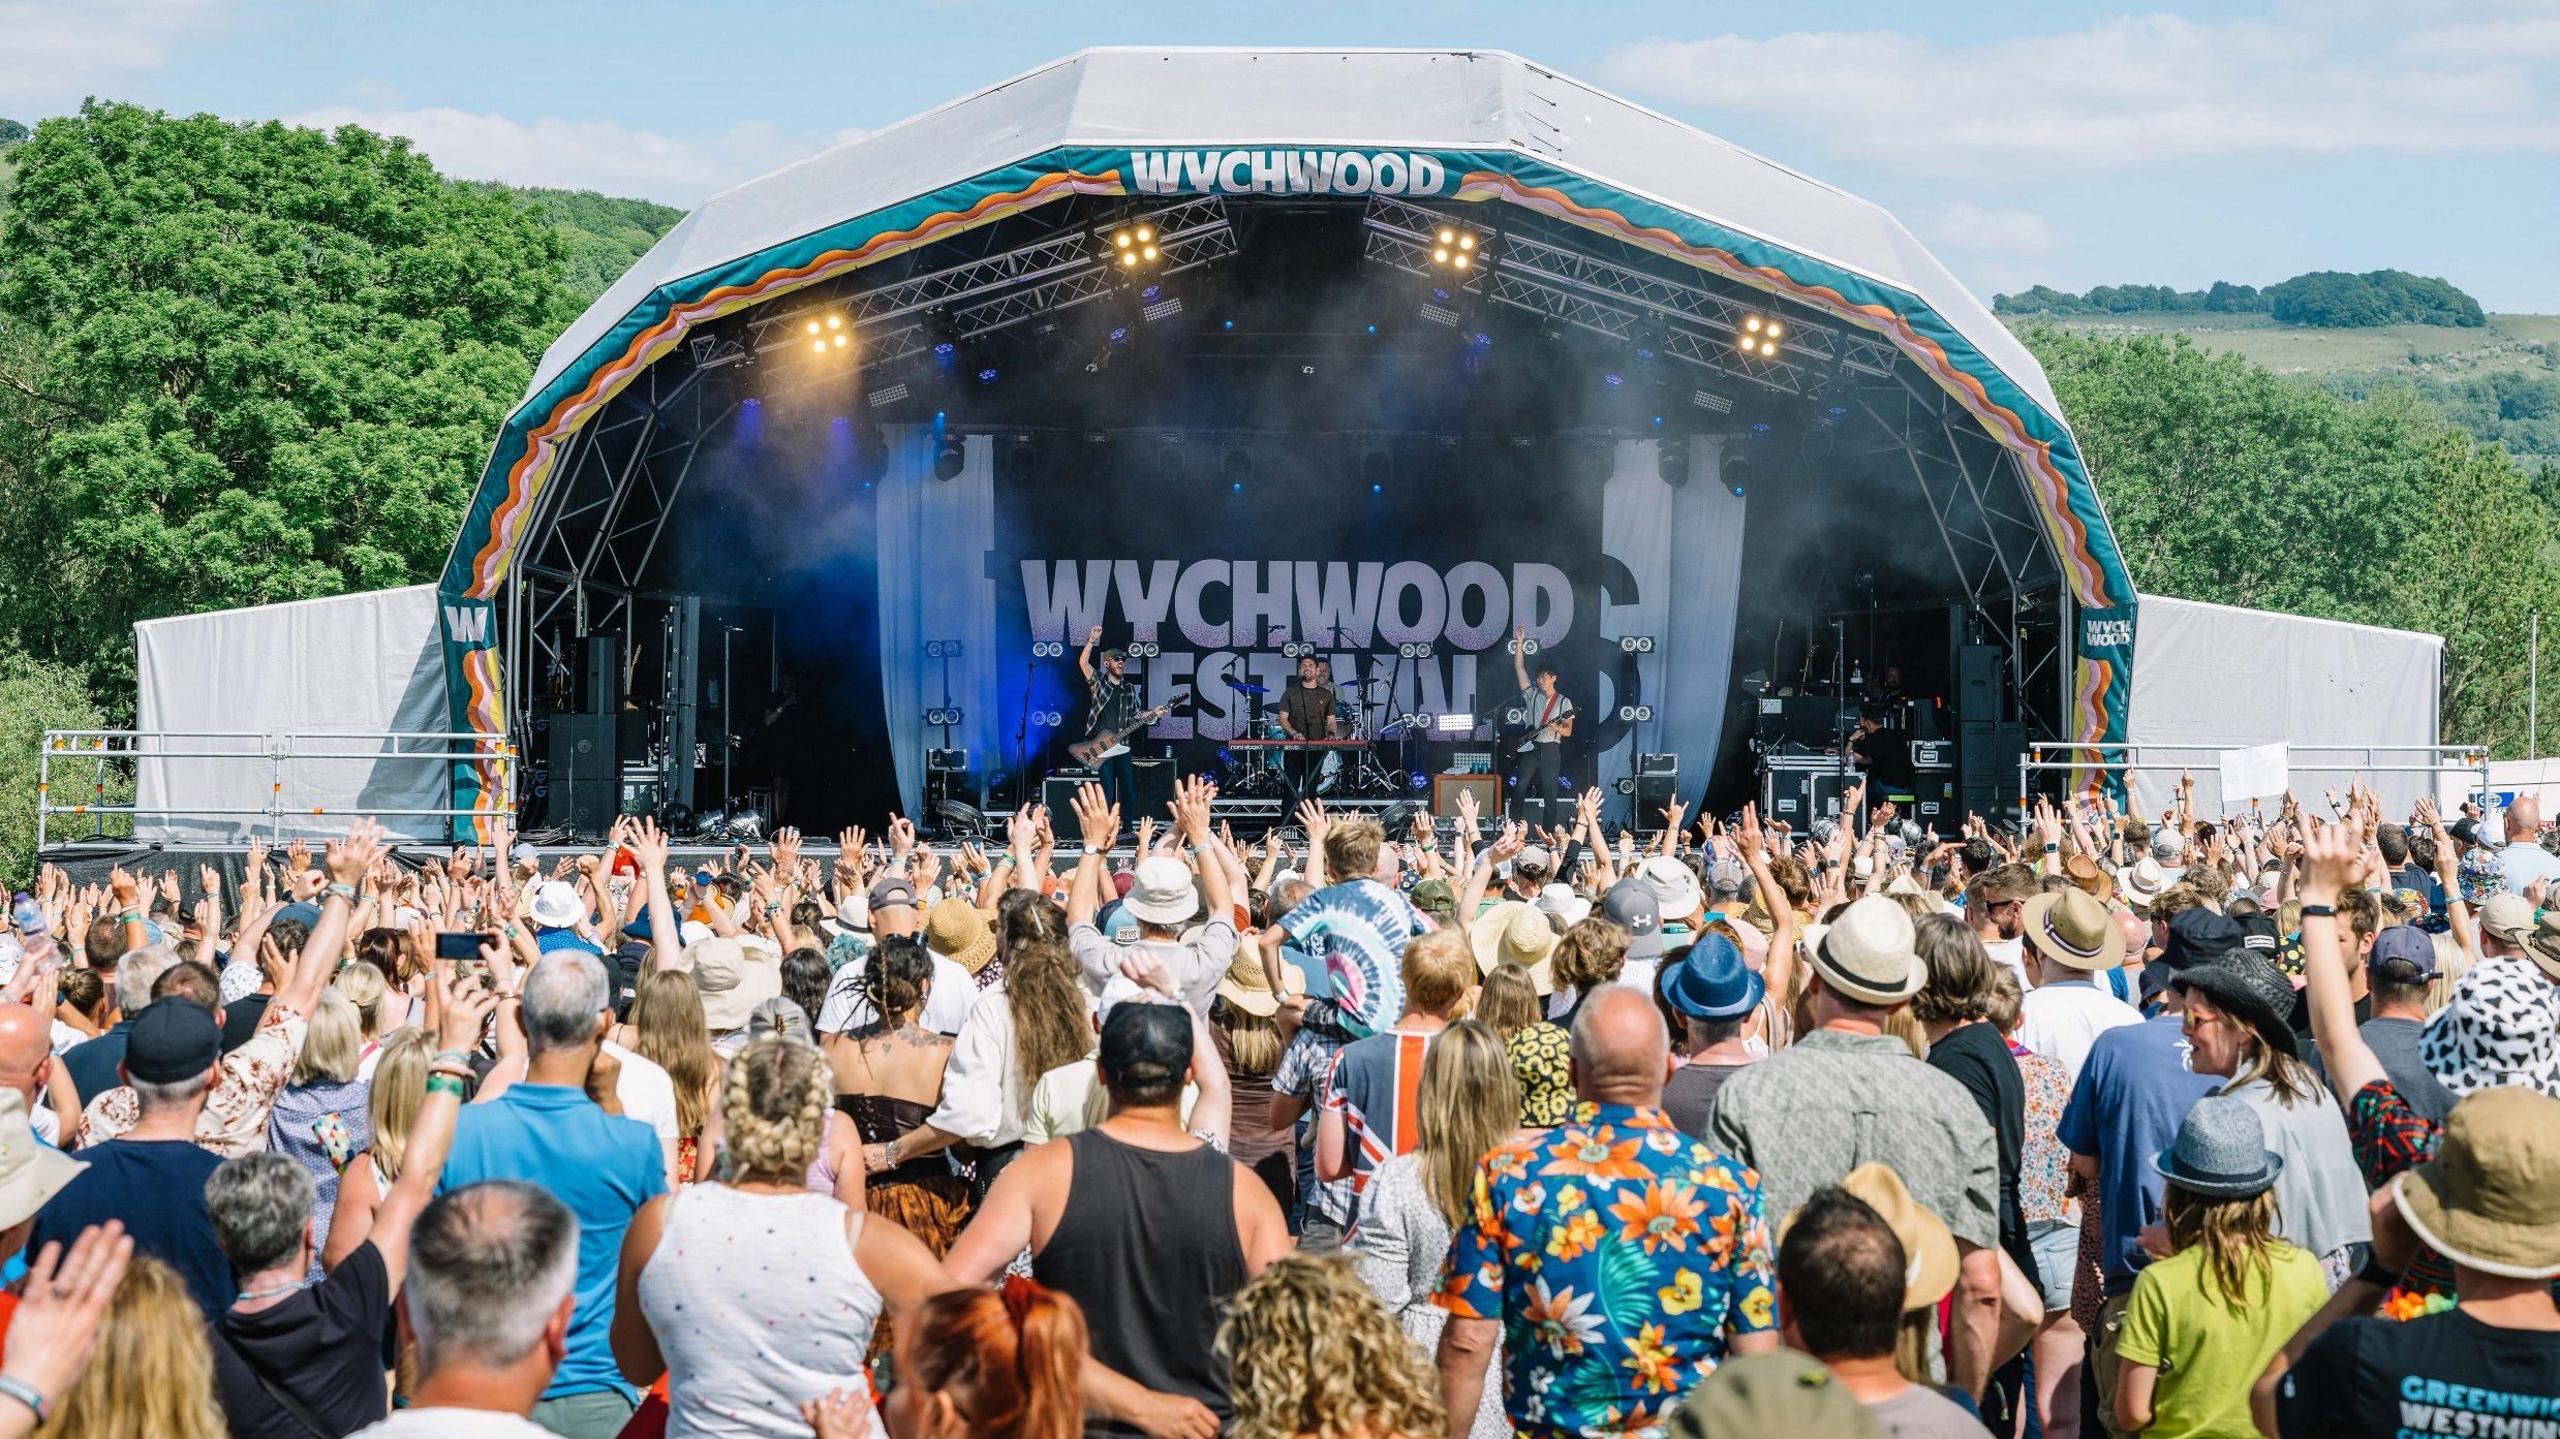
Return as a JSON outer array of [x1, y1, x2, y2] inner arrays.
[[1433, 1101, 1777, 1436]]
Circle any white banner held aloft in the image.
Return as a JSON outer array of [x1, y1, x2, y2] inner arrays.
[[2220, 742, 2289, 803]]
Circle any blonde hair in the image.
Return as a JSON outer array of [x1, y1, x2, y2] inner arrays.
[[1399, 928, 1477, 1017], [2165, 1184, 2281, 1307], [1321, 818, 1385, 884], [633, 969, 720, 1137], [331, 958, 393, 1041], [1216, 1253, 1446, 1439], [1419, 1020, 1519, 1231], [1551, 918, 1629, 996], [723, 1036, 829, 1181], [46, 1255, 224, 1439], [2428, 932, 2473, 1015], [1474, 962, 1541, 1039], [292, 988, 364, 1085], [366, 1028, 432, 1183], [1212, 1001, 1282, 1078]]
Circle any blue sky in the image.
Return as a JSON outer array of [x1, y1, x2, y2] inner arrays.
[[11, 0, 2559, 310]]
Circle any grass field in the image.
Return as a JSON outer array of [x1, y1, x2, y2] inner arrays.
[[2018, 309, 2560, 380]]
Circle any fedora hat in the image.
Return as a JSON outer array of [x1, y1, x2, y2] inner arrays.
[[2063, 852, 2115, 902], [1662, 933, 1765, 1021], [1782, 1162, 1958, 1312], [2170, 954, 2301, 1060], [2420, 959, 2560, 1100], [1121, 856, 1201, 929], [1639, 855, 1704, 922], [923, 897, 998, 975], [2151, 1094, 2282, 1199], [1470, 901, 1559, 994], [1807, 896, 1922, 1006], [2021, 888, 2126, 972], [687, 936, 781, 1032], [1215, 945, 1302, 1019], [2522, 912, 2560, 984], [2393, 1087, 2560, 1279], [528, 880, 585, 930], [2120, 857, 2173, 908], [0, 1089, 84, 1232]]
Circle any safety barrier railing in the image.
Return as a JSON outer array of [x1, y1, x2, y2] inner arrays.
[[38, 730, 515, 849], [2019, 742, 2491, 818]]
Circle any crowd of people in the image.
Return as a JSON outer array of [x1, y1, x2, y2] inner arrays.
[[0, 767, 2555, 1439]]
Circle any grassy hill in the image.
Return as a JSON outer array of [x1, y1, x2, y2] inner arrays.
[[2008, 310, 2560, 464]]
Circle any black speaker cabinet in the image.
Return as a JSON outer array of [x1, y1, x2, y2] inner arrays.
[[1130, 757, 1178, 818], [1957, 644, 2004, 725], [547, 713, 619, 835]]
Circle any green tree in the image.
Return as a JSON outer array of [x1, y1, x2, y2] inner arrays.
[[0, 101, 570, 702], [0, 654, 124, 881]]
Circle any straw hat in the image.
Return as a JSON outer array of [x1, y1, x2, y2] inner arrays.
[[2063, 852, 2115, 902], [2021, 888, 2126, 972], [687, 936, 781, 1032], [923, 897, 998, 975], [2120, 857, 2173, 908], [2393, 1087, 2560, 1279], [1782, 1162, 1957, 1312], [0, 1090, 85, 1231], [1805, 896, 1922, 1005], [1215, 946, 1302, 1019], [1469, 901, 1559, 994]]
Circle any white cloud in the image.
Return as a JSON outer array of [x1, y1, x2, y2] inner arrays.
[[0, 0, 231, 115], [279, 105, 864, 204], [1595, 10, 2560, 178], [1927, 201, 2057, 258]]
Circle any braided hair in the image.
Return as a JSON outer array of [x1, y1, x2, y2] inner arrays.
[[720, 1037, 830, 1181]]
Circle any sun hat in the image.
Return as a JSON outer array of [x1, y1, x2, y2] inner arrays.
[[1706, 857, 1749, 897], [1408, 878, 1457, 923], [2170, 954, 2302, 1059], [2150, 1094, 2283, 1199], [0, 1089, 85, 1232], [1780, 1162, 1957, 1313], [1122, 856, 1200, 929], [1664, 1351, 1885, 1439], [923, 897, 998, 975], [2120, 857, 2174, 908], [2456, 847, 2505, 907], [1215, 946, 1302, 1019], [1661, 933, 1765, 1021], [2150, 828, 2187, 864], [1807, 895, 1923, 1006], [1533, 883, 1591, 929], [2063, 852, 2115, 902], [1601, 878, 1665, 960], [2420, 959, 2560, 1099], [2159, 908, 2244, 972], [2020, 888, 2125, 972], [1469, 901, 1559, 994], [2478, 892, 2537, 949], [126, 998, 223, 1084], [688, 936, 781, 1031], [2392, 1087, 2560, 1279], [527, 880, 585, 930], [2521, 913, 2560, 984], [1639, 855, 1704, 922], [2369, 923, 2440, 980]]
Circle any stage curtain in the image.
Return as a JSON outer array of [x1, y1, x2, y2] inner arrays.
[[1597, 439, 1747, 819], [875, 428, 1000, 822]]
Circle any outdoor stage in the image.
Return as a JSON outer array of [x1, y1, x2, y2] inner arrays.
[[61, 50, 2162, 855]]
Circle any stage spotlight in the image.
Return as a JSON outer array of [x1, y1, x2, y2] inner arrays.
[[1429, 226, 1480, 271], [1657, 436, 1690, 488], [1128, 641, 1161, 659], [1043, 710, 1064, 727], [1111, 220, 1161, 270], [1722, 455, 1754, 499], [1505, 707, 1527, 726], [932, 435, 967, 481], [1616, 777, 1637, 796], [1031, 640, 1063, 659], [1514, 636, 1539, 657], [1615, 704, 1656, 722]]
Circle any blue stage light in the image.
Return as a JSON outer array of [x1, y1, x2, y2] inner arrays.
[[1365, 323, 1379, 335], [977, 366, 999, 383], [1371, 483, 1383, 495], [1603, 373, 1623, 388], [1109, 325, 1130, 343], [1142, 285, 1162, 302], [1231, 482, 1243, 493], [1409, 772, 1429, 792], [1221, 319, 1235, 331], [1651, 415, 1664, 427], [932, 342, 955, 357]]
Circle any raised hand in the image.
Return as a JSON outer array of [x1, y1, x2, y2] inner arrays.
[[770, 826, 802, 874], [107, 865, 139, 912], [1171, 774, 1217, 842], [886, 814, 917, 858], [1072, 782, 1122, 853], [1489, 820, 1527, 863], [1295, 798, 1330, 847], [628, 815, 672, 875], [1737, 802, 1764, 856], [2297, 821, 2364, 903], [3, 1220, 135, 1408]]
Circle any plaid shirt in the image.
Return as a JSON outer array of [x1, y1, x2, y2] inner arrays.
[[2348, 1078, 2453, 1307]]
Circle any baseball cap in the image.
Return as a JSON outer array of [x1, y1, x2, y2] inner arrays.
[[1601, 878, 1664, 960], [2479, 893, 2536, 948], [867, 876, 917, 914], [1409, 879, 1457, 922], [125, 998, 223, 1085], [1097, 1001, 1192, 1088], [2369, 924, 2439, 980]]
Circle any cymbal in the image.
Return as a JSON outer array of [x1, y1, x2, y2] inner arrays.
[[1224, 678, 1270, 695]]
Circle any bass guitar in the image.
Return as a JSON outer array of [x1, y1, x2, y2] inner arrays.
[[1070, 693, 1191, 766]]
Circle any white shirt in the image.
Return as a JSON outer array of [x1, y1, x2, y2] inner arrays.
[[924, 986, 1045, 1148], [816, 952, 975, 1035], [2014, 979, 2144, 1086], [1025, 1057, 1198, 1143], [350, 1409, 557, 1438], [1980, 936, 2033, 996], [1067, 920, 1239, 1014], [602, 1039, 680, 1147]]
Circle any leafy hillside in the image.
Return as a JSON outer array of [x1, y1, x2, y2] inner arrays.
[[1998, 270, 2486, 328], [461, 182, 684, 310]]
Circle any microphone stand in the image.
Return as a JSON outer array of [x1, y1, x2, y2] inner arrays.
[[1014, 659, 1036, 811]]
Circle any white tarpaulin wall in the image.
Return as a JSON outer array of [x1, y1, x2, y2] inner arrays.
[[2124, 594, 2442, 819], [135, 585, 452, 844]]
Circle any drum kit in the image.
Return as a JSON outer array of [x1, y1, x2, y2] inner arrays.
[[1218, 675, 1407, 799]]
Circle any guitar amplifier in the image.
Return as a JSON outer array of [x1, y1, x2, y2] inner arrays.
[[1433, 772, 1501, 820], [1043, 770, 1096, 817], [1130, 757, 1178, 817]]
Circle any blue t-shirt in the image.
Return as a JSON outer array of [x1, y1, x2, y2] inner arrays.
[[2496, 841, 2560, 897], [535, 927, 604, 958], [438, 1084, 666, 1400], [31, 1138, 231, 1322], [2054, 1015, 2216, 1291]]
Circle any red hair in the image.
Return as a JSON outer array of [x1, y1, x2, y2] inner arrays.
[[903, 1278, 1086, 1439]]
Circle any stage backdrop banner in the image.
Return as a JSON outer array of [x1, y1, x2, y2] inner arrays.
[[135, 584, 452, 844], [865, 436, 1741, 821]]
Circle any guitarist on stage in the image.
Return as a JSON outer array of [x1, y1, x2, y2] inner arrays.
[[1509, 623, 1576, 827], [1077, 625, 1150, 818]]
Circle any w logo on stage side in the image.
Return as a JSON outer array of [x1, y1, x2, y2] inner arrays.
[[442, 602, 493, 647]]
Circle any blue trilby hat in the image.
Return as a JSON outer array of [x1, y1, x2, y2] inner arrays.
[[2152, 1095, 2284, 1199], [1662, 933, 1765, 1021]]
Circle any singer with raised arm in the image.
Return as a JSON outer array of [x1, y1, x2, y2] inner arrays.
[[1509, 623, 1575, 828]]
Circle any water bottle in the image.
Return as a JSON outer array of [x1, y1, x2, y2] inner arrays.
[[9, 894, 42, 937]]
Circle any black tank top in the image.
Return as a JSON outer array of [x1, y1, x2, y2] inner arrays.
[[1033, 1128, 1245, 1435]]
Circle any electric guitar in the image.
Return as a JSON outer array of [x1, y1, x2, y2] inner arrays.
[[1513, 700, 1576, 755], [1070, 693, 1192, 766]]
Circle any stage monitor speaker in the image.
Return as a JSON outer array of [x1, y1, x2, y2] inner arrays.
[[1043, 770, 1096, 821], [1958, 722, 2028, 824], [1434, 772, 1500, 821], [1633, 758, 1678, 824], [579, 635, 621, 716], [1129, 757, 1178, 819], [1957, 645, 2004, 725], [547, 713, 619, 835]]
